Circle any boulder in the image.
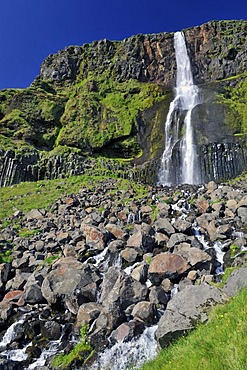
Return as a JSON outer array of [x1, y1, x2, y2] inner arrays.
[[110, 320, 145, 344], [41, 257, 101, 306], [126, 231, 155, 252], [149, 286, 169, 305], [173, 243, 212, 268], [23, 282, 44, 304], [0, 300, 12, 321], [105, 224, 126, 240], [156, 283, 228, 348], [121, 248, 138, 263], [167, 233, 191, 250], [40, 321, 61, 340], [103, 271, 148, 311], [154, 219, 175, 236], [76, 302, 101, 328], [131, 301, 157, 325], [148, 252, 190, 284], [24, 209, 44, 220], [223, 267, 247, 297], [131, 263, 149, 284], [83, 224, 108, 250]]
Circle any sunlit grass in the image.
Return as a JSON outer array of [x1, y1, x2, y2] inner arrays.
[[142, 288, 247, 370], [0, 175, 148, 221]]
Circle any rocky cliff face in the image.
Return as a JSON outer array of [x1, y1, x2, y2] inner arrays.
[[39, 20, 247, 86], [0, 20, 247, 186]]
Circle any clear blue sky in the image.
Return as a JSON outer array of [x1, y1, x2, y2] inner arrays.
[[1, 0, 246, 89]]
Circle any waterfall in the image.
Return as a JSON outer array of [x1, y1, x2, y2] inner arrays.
[[158, 31, 201, 185]]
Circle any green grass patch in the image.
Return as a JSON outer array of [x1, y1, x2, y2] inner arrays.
[[18, 228, 41, 238], [0, 175, 148, 221], [0, 249, 13, 263], [51, 325, 94, 369], [142, 288, 247, 370], [42, 254, 60, 265]]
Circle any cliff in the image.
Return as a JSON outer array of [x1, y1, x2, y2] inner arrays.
[[0, 20, 247, 186]]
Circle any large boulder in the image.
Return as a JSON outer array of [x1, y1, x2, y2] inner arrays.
[[104, 271, 148, 311], [156, 283, 228, 348], [223, 267, 247, 297], [148, 252, 190, 284], [41, 257, 101, 307], [173, 243, 212, 269]]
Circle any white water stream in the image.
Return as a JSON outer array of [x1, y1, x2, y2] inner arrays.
[[159, 31, 201, 185], [91, 325, 158, 370]]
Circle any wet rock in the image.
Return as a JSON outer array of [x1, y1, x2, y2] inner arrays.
[[0, 359, 23, 370], [156, 283, 228, 348], [111, 320, 145, 344], [223, 267, 247, 297], [40, 321, 61, 340], [148, 252, 190, 284]]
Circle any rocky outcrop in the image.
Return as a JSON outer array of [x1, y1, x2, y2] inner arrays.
[[38, 21, 247, 87]]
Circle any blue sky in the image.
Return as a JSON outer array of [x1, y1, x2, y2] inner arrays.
[[1, 0, 246, 89]]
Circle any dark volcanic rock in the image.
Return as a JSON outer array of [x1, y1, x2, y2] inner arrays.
[[156, 284, 228, 348]]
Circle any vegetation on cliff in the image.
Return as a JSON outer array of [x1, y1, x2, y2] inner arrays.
[[218, 73, 247, 135], [0, 72, 167, 160]]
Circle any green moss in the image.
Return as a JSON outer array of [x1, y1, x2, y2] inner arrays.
[[218, 73, 247, 134], [57, 74, 166, 155]]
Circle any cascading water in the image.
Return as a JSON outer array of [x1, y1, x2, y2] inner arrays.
[[158, 31, 202, 185]]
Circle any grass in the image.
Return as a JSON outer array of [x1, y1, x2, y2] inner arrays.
[[0, 248, 13, 263], [0, 175, 148, 221], [51, 325, 94, 369], [141, 288, 247, 370], [18, 228, 41, 238]]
